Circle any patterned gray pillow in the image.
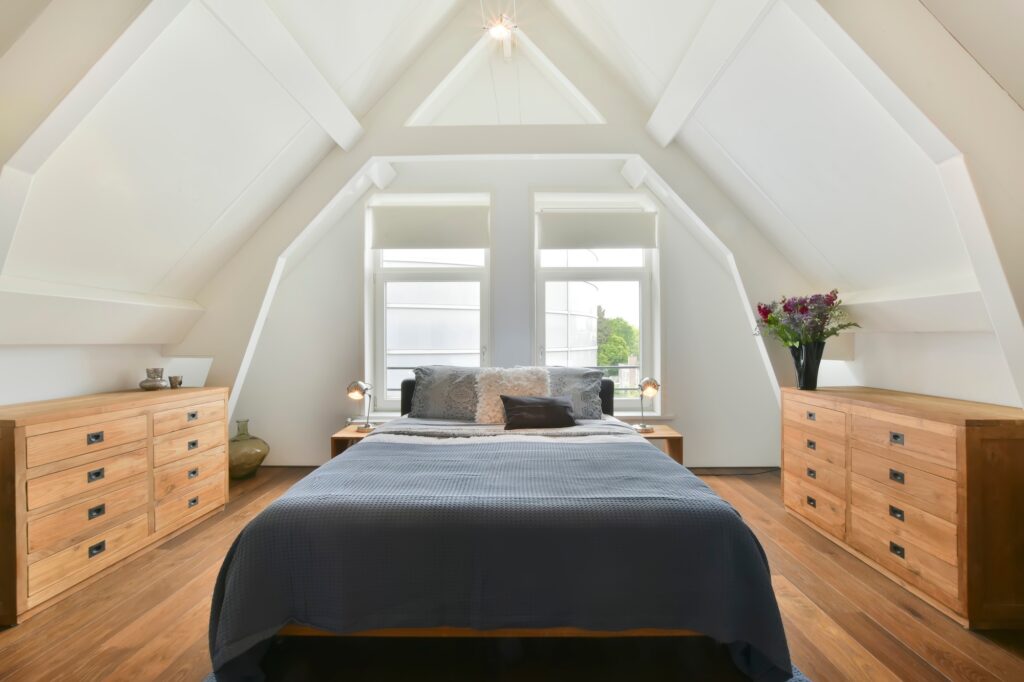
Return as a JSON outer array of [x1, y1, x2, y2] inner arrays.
[[409, 366, 479, 420], [546, 367, 604, 419]]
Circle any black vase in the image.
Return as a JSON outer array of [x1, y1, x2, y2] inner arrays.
[[790, 341, 825, 390]]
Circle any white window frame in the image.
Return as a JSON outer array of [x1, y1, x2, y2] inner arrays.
[[369, 251, 490, 413], [534, 248, 658, 414]]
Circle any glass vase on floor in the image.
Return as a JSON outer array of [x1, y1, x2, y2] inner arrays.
[[229, 419, 269, 479]]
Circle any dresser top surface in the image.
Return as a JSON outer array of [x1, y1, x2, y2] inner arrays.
[[0, 387, 229, 427], [783, 386, 1024, 425]]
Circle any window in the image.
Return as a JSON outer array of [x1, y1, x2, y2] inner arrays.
[[535, 207, 659, 411], [368, 200, 490, 411]]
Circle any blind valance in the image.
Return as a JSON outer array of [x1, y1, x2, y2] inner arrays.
[[371, 205, 490, 249], [536, 210, 657, 250]]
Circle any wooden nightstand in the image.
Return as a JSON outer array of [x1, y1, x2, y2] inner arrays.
[[330, 425, 373, 457], [637, 425, 684, 464]]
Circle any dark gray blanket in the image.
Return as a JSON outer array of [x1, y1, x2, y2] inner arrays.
[[209, 431, 791, 680]]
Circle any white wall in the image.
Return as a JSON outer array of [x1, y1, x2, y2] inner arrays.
[[0, 346, 212, 405]]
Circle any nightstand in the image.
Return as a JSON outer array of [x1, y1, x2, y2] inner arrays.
[[330, 425, 373, 457], [638, 425, 684, 464]]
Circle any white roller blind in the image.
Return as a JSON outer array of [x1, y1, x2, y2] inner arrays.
[[537, 211, 657, 249], [372, 205, 490, 249]]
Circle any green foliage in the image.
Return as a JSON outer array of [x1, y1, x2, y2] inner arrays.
[[597, 306, 639, 368]]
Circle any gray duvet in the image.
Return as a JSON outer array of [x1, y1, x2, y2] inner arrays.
[[209, 419, 791, 680]]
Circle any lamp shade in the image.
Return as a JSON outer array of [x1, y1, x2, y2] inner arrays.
[[347, 381, 371, 400], [639, 377, 660, 398]]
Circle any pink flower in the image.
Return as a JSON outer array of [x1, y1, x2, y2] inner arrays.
[[757, 304, 771, 321], [799, 304, 809, 314]]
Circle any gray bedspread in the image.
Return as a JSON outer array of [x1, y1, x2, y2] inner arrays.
[[209, 419, 791, 680]]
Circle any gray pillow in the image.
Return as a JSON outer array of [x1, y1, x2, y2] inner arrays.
[[409, 366, 479, 420], [546, 367, 604, 419]]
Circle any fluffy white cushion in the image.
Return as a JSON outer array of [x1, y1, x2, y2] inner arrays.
[[475, 367, 550, 424]]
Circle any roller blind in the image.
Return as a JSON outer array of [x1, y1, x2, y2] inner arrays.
[[371, 205, 490, 249], [536, 211, 657, 249]]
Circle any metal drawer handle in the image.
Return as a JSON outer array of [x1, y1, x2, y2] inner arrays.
[[806, 495, 817, 508], [86, 467, 105, 483], [86, 430, 104, 445], [187, 410, 199, 422], [889, 541, 905, 559], [889, 468, 905, 484], [806, 439, 816, 450], [88, 540, 106, 558], [188, 496, 199, 508], [889, 431, 905, 446], [187, 439, 199, 451], [889, 505, 905, 522], [188, 467, 199, 479], [806, 411, 816, 421], [806, 467, 817, 479], [87, 503, 106, 520]]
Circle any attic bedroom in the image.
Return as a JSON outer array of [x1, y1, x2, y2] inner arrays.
[[0, 1, 1022, 680]]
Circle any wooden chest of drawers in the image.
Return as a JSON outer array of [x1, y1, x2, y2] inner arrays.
[[0, 387, 229, 625], [781, 386, 1024, 628]]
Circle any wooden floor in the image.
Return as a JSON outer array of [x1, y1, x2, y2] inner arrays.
[[0, 467, 1021, 681]]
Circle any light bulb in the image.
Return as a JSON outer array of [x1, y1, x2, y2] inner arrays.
[[488, 22, 511, 40]]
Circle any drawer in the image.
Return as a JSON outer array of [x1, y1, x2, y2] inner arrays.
[[783, 425, 845, 468], [28, 514, 149, 596], [27, 448, 148, 510], [852, 411, 957, 478], [154, 476, 225, 532], [154, 445, 226, 500], [850, 480, 957, 564], [153, 399, 226, 436], [848, 509, 959, 611], [783, 399, 846, 439], [784, 449, 846, 498], [784, 472, 845, 538], [26, 415, 147, 468], [27, 477, 148, 555], [153, 422, 225, 468], [851, 449, 957, 522]]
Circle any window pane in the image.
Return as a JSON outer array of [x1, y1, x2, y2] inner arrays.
[[385, 281, 481, 398], [540, 249, 643, 268], [382, 249, 485, 268]]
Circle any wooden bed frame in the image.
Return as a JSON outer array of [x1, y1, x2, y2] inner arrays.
[[279, 624, 700, 638]]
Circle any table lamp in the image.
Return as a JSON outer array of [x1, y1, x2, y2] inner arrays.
[[634, 377, 660, 434], [347, 380, 374, 433]]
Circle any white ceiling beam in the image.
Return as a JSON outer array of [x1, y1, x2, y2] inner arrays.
[[201, 0, 363, 151], [646, 0, 775, 147]]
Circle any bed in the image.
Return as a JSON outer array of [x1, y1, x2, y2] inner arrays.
[[209, 379, 791, 680]]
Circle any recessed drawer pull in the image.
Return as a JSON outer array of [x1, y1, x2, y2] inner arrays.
[[187, 439, 199, 451], [806, 439, 816, 450], [889, 504, 905, 522], [87, 503, 106, 520], [888, 468, 905, 484], [187, 410, 199, 422], [806, 467, 817, 479], [187, 467, 199, 479], [188, 496, 199, 508], [806, 411, 816, 421], [806, 495, 817, 508], [86, 467, 105, 483], [889, 431, 905, 446], [889, 541, 905, 559], [88, 540, 106, 558], [86, 430, 104, 445]]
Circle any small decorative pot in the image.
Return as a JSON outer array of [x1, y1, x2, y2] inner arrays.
[[790, 341, 826, 390], [229, 419, 270, 479], [139, 368, 170, 391]]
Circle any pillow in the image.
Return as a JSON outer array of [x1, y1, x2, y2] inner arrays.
[[546, 367, 604, 419], [409, 366, 479, 421], [501, 395, 576, 430], [475, 367, 550, 423]]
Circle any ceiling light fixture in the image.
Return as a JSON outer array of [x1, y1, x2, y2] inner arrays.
[[484, 13, 517, 59]]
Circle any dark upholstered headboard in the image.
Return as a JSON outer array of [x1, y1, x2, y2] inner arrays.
[[400, 378, 615, 417]]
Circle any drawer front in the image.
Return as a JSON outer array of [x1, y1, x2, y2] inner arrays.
[[850, 480, 957, 564], [155, 476, 226, 532], [848, 510, 960, 611], [784, 448, 846, 499], [153, 422, 225, 468], [153, 399, 226, 436], [851, 449, 957, 522], [154, 445, 226, 500], [28, 514, 149, 596], [852, 412, 957, 478], [26, 415, 147, 468], [783, 399, 846, 439], [27, 477, 149, 555], [27, 448, 148, 510], [783, 425, 845, 468], [784, 472, 845, 538]]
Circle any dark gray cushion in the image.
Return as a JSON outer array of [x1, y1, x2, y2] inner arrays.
[[409, 366, 479, 420], [500, 395, 576, 430], [546, 367, 604, 419]]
